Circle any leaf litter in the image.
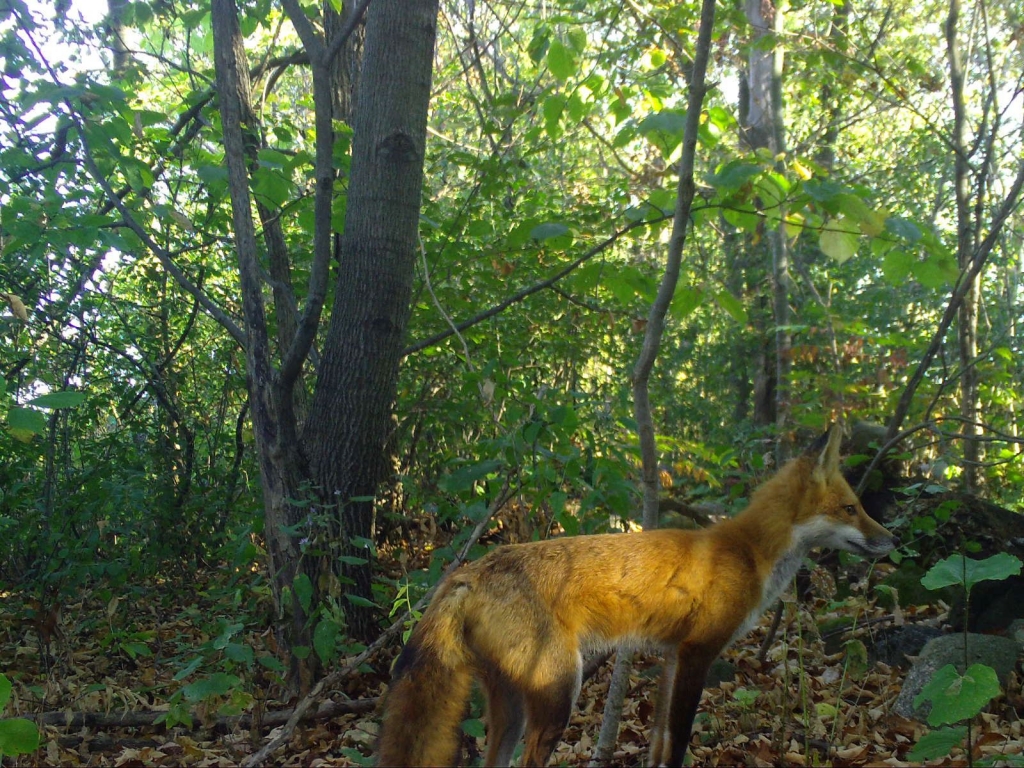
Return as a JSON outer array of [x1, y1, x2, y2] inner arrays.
[[1, 565, 1021, 766]]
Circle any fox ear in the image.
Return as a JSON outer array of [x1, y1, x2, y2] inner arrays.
[[811, 423, 842, 481]]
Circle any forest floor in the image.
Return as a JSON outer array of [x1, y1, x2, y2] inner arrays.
[[2, 563, 1022, 767]]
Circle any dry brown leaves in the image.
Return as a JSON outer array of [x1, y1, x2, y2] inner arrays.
[[2, 566, 1022, 767]]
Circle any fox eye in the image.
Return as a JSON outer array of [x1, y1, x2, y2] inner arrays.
[[843, 504, 858, 516]]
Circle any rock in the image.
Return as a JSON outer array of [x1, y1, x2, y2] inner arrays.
[[949, 575, 1024, 633], [869, 625, 943, 668], [893, 633, 1021, 721], [1009, 619, 1024, 648], [705, 658, 736, 688]]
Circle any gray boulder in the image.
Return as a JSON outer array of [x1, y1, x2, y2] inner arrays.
[[893, 633, 1021, 720]]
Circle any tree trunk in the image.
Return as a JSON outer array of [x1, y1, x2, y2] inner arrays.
[[325, 1, 364, 122], [744, 0, 789, 448], [945, 0, 981, 491], [304, 0, 440, 642], [593, 0, 718, 760], [211, 0, 314, 692]]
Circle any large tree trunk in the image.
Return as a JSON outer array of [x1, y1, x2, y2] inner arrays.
[[304, 0, 440, 642]]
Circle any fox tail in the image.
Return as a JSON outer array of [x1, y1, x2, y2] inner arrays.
[[377, 580, 474, 766]]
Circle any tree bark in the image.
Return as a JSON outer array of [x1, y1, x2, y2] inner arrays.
[[211, 0, 313, 692], [742, 0, 789, 435], [304, 0, 440, 641], [945, 0, 981, 491]]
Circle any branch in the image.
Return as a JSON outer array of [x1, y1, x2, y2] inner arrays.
[[76, 138, 246, 347], [325, 0, 373, 66], [23, 697, 376, 730], [403, 216, 662, 357], [276, 0, 337, 392], [279, 0, 325, 62], [632, 0, 717, 529], [9, 3, 246, 348], [885, 143, 1024, 445], [854, 422, 937, 497]]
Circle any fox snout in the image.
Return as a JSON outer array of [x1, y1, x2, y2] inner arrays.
[[856, 530, 899, 557]]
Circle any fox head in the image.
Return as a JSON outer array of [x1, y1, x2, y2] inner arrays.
[[796, 424, 898, 558]]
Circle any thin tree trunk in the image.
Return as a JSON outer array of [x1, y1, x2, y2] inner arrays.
[[745, 0, 790, 452], [210, 0, 313, 691], [768, 0, 791, 460], [593, 0, 718, 761], [945, 0, 981, 491]]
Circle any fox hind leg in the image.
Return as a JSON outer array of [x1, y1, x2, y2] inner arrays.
[[482, 668, 526, 767], [520, 653, 582, 767]]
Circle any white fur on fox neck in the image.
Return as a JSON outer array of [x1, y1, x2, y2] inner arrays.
[[728, 517, 847, 646]]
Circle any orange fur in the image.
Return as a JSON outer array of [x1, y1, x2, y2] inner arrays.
[[377, 425, 896, 767]]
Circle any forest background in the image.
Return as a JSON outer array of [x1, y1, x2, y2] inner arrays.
[[1, 0, 1023, 764]]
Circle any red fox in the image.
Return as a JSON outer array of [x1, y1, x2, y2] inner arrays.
[[377, 425, 897, 767]]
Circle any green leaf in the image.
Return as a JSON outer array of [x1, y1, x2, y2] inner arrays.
[[173, 656, 204, 681], [0, 674, 11, 711], [122, 641, 152, 658], [256, 148, 291, 170], [921, 553, 1022, 592], [881, 250, 913, 284], [345, 594, 378, 609], [713, 290, 747, 324], [819, 219, 859, 263], [721, 203, 761, 233], [182, 673, 240, 702], [0, 717, 40, 757], [542, 95, 565, 139], [461, 717, 486, 738], [815, 702, 838, 719], [197, 165, 229, 185], [223, 642, 254, 665], [913, 250, 958, 289], [886, 216, 923, 243], [638, 111, 686, 157], [530, 222, 569, 241], [257, 655, 287, 673], [293, 573, 313, 615], [313, 620, 340, 664], [547, 38, 576, 81], [803, 179, 847, 203], [251, 166, 292, 209], [438, 459, 503, 493], [907, 726, 968, 762], [337, 555, 368, 566], [671, 286, 704, 321], [7, 407, 46, 441], [527, 26, 550, 63], [565, 27, 587, 53], [27, 391, 86, 409], [706, 160, 761, 191], [639, 109, 686, 135], [914, 664, 1001, 726]]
